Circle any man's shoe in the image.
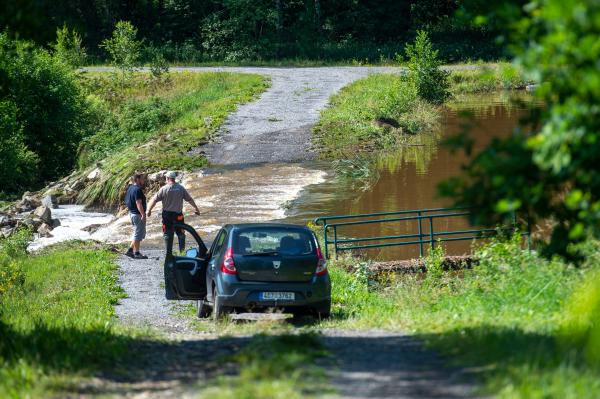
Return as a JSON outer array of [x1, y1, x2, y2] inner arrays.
[[133, 253, 148, 259], [125, 250, 134, 258]]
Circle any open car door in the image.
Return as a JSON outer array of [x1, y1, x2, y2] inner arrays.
[[164, 223, 209, 300]]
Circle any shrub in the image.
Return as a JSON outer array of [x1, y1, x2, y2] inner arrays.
[[52, 25, 87, 68], [0, 33, 92, 191], [404, 30, 450, 104], [100, 21, 142, 85], [0, 101, 39, 196]]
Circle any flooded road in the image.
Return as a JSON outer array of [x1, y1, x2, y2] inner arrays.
[[286, 94, 531, 260], [32, 94, 528, 262]]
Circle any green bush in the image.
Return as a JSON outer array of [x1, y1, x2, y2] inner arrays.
[[404, 30, 450, 104], [0, 33, 93, 193], [442, 0, 600, 260], [0, 101, 39, 196], [51, 25, 87, 68], [100, 21, 142, 85]]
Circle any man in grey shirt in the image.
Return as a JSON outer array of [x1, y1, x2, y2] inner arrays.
[[147, 171, 201, 256]]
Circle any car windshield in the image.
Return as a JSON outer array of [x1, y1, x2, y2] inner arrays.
[[233, 227, 316, 256]]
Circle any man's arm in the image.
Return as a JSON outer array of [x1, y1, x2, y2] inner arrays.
[[136, 199, 146, 221], [183, 188, 201, 215], [146, 191, 161, 217]]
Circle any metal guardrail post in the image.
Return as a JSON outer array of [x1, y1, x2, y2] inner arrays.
[[418, 211, 424, 257], [333, 225, 339, 259], [429, 216, 435, 250], [323, 223, 329, 259]]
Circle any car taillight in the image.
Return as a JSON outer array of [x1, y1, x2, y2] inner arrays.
[[221, 247, 237, 274], [315, 247, 328, 276]]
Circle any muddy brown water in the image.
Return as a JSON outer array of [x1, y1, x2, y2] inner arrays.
[[285, 94, 531, 260]]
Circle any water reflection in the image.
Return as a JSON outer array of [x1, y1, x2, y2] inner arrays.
[[287, 94, 533, 260]]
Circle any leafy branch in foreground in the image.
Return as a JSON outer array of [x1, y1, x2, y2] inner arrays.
[[441, 0, 600, 260]]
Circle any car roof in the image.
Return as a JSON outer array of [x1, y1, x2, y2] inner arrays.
[[225, 223, 310, 230]]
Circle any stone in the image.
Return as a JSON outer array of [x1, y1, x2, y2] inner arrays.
[[16, 193, 41, 213], [42, 195, 58, 209], [34, 206, 52, 224], [86, 168, 101, 181], [82, 223, 103, 234], [20, 217, 43, 231], [37, 224, 53, 238], [148, 170, 167, 184], [51, 218, 61, 228], [0, 226, 14, 238], [68, 179, 85, 192]]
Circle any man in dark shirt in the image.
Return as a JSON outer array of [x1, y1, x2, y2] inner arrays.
[[124, 173, 148, 259]]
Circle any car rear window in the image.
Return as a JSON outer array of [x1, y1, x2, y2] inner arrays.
[[233, 227, 316, 256]]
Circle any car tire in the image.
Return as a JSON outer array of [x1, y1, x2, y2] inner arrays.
[[197, 299, 212, 318], [314, 300, 331, 320], [212, 294, 230, 321]]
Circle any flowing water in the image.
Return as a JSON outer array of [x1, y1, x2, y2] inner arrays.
[[31, 94, 529, 261]]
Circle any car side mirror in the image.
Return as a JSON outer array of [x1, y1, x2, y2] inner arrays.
[[186, 248, 199, 258]]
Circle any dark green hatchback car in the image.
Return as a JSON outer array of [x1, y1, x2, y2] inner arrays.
[[164, 223, 331, 320]]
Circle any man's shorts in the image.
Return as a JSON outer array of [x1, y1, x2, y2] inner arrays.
[[130, 213, 146, 241]]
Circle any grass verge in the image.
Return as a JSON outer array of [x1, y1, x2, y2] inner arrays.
[[321, 235, 600, 398], [0, 232, 138, 398], [76, 71, 268, 207], [314, 63, 529, 160], [198, 333, 330, 399]]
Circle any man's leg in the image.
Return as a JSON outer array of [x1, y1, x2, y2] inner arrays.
[[162, 212, 176, 258], [175, 213, 185, 252]]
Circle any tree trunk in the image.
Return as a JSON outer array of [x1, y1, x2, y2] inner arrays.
[[276, 0, 283, 58]]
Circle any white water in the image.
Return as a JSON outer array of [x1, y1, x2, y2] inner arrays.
[[30, 164, 328, 250], [28, 205, 114, 251]]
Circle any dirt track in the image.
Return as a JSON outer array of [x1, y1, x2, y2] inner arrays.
[[106, 66, 480, 398]]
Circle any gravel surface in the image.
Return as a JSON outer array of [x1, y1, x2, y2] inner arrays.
[[115, 249, 201, 338], [323, 330, 480, 399]]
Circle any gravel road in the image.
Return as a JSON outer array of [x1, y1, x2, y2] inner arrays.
[[105, 66, 481, 398]]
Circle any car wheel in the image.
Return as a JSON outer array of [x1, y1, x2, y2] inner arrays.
[[197, 299, 212, 318], [314, 300, 331, 320], [212, 294, 230, 321]]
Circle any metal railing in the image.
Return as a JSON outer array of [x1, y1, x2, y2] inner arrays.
[[313, 207, 530, 259]]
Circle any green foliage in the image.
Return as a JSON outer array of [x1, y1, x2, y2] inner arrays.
[[51, 25, 86, 68], [323, 236, 600, 396], [404, 30, 450, 104], [314, 74, 439, 158], [449, 62, 529, 94], [441, 0, 600, 260], [0, 243, 131, 397], [100, 21, 142, 84], [0, 101, 39, 195], [146, 46, 170, 81], [0, 33, 91, 194]]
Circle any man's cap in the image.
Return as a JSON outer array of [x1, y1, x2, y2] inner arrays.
[[165, 171, 177, 179]]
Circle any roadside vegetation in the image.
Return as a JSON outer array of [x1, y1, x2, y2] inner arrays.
[[0, 231, 137, 398], [313, 32, 528, 161], [321, 236, 600, 397], [76, 71, 267, 206]]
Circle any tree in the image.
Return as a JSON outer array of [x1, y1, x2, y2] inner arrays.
[[100, 21, 142, 85], [441, 0, 600, 260], [52, 25, 87, 68], [404, 30, 450, 104], [0, 33, 92, 193]]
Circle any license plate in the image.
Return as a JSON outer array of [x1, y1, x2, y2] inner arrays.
[[260, 292, 295, 301]]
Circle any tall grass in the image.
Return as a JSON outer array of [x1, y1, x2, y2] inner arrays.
[[76, 72, 268, 207], [313, 74, 439, 159], [321, 235, 600, 397], [0, 235, 133, 398]]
